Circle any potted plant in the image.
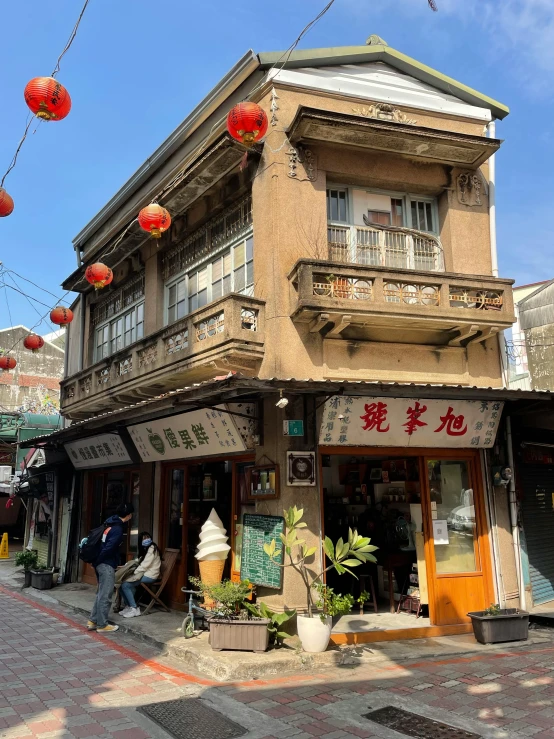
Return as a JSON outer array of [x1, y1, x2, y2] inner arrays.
[[244, 601, 296, 648], [264, 506, 378, 653], [15, 550, 38, 587], [468, 603, 530, 644], [30, 565, 54, 590], [190, 577, 271, 653], [358, 591, 370, 615]]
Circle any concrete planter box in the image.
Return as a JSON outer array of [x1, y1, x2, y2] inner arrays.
[[208, 618, 270, 653], [468, 609, 529, 644], [30, 569, 54, 590]]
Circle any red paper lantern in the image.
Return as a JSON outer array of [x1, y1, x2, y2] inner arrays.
[[23, 334, 45, 353], [24, 77, 72, 121], [85, 263, 113, 290], [50, 306, 74, 325], [226, 102, 268, 146], [138, 204, 171, 239], [0, 189, 14, 217], [0, 356, 16, 371]]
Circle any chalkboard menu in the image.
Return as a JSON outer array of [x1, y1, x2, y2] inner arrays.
[[240, 514, 285, 589]]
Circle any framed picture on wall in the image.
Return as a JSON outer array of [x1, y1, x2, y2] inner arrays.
[[287, 452, 316, 486], [370, 468, 382, 481], [247, 464, 280, 501]]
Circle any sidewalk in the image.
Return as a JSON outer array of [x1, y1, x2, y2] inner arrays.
[[3, 582, 554, 738]]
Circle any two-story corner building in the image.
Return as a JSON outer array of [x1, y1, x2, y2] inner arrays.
[[34, 36, 525, 642]]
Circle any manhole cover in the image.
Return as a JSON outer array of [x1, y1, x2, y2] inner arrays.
[[139, 698, 247, 739], [364, 706, 481, 739]]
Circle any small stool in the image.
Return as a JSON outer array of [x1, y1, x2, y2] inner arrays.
[[358, 571, 378, 614]]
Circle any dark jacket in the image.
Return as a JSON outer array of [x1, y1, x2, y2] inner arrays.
[[95, 515, 125, 569]]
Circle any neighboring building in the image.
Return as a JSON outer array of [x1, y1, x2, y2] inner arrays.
[[27, 37, 528, 640], [513, 280, 554, 391], [0, 326, 64, 412], [507, 282, 549, 391]]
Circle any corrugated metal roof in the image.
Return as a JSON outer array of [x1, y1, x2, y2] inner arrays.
[[519, 281, 554, 330], [20, 376, 553, 449]]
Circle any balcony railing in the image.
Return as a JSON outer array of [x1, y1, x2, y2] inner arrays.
[[61, 294, 265, 418], [327, 223, 444, 272], [290, 259, 514, 345]]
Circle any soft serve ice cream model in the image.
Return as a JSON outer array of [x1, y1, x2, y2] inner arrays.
[[195, 509, 230, 602]]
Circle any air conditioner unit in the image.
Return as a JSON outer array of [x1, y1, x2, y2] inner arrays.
[[0, 466, 12, 483]]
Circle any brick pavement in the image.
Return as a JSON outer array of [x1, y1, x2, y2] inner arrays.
[[2, 586, 554, 738]]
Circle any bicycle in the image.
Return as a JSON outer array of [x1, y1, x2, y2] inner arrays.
[[180, 588, 213, 638]]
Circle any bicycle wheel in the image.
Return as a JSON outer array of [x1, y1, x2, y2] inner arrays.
[[182, 614, 195, 638]]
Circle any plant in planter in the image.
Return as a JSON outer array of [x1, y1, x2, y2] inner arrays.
[[14, 550, 38, 588], [264, 506, 378, 653], [244, 601, 296, 648], [468, 603, 529, 645], [189, 577, 271, 653], [30, 566, 54, 591], [357, 591, 370, 615]]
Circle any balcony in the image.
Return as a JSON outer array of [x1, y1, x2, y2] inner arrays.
[[289, 259, 514, 347], [61, 294, 265, 420]]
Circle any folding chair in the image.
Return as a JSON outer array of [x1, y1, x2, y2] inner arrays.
[[139, 547, 179, 616]]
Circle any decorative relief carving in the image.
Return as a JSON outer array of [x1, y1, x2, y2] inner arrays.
[[138, 344, 157, 369], [79, 376, 92, 395], [457, 172, 483, 206], [165, 329, 189, 355], [64, 384, 75, 399], [96, 367, 110, 385], [287, 146, 317, 181], [352, 103, 417, 125], [270, 87, 279, 127], [117, 357, 133, 376]]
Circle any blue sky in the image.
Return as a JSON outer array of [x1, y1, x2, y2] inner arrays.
[[1, 0, 552, 331]]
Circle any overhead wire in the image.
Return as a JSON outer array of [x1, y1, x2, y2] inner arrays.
[[0, 0, 92, 187]]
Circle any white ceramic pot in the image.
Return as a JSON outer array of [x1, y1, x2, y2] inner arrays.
[[297, 614, 332, 653]]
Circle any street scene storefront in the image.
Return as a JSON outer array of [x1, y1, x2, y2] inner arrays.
[[318, 396, 502, 641]]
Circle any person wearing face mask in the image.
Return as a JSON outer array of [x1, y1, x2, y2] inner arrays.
[[119, 532, 162, 618]]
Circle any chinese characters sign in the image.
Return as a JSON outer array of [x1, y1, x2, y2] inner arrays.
[[319, 396, 504, 449], [128, 406, 246, 462], [65, 434, 133, 469]]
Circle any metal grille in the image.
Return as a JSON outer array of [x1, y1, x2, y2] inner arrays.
[[449, 288, 503, 311], [313, 276, 373, 300], [163, 195, 252, 280], [384, 283, 440, 306], [139, 698, 246, 739], [364, 706, 481, 739]]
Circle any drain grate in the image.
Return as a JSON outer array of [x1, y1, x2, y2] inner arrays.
[[364, 706, 481, 739], [138, 697, 247, 739]]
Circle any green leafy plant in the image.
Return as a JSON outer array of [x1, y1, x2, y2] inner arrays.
[[14, 551, 38, 571], [244, 601, 296, 647], [313, 583, 354, 618], [264, 505, 378, 618], [357, 590, 370, 614], [189, 577, 253, 618], [483, 603, 502, 616]]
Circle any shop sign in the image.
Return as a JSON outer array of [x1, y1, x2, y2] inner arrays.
[[319, 396, 503, 449], [65, 434, 132, 469], [128, 407, 246, 462]]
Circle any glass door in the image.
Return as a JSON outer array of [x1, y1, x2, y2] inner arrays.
[[424, 454, 494, 626]]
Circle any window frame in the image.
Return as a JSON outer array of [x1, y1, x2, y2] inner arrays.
[[164, 228, 254, 327], [326, 185, 439, 235], [94, 299, 145, 362]]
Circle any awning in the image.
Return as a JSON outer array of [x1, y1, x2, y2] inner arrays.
[[18, 375, 554, 450]]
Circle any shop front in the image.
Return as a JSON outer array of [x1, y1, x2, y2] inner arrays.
[[319, 396, 502, 642], [127, 404, 257, 608]]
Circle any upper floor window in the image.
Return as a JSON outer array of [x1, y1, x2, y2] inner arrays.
[[326, 187, 442, 271], [91, 273, 145, 361], [166, 235, 254, 325]]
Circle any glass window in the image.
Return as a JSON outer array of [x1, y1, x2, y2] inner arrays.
[[95, 301, 144, 361], [327, 189, 347, 222], [168, 469, 184, 549], [96, 325, 109, 360], [428, 460, 477, 574], [411, 200, 434, 232]]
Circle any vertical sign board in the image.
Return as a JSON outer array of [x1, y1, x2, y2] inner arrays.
[[239, 514, 284, 589]]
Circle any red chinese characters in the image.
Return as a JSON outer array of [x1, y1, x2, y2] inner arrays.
[[403, 401, 428, 435], [360, 401, 390, 433], [434, 406, 467, 436]]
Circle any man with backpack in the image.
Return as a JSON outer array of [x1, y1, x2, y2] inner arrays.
[[83, 502, 134, 633]]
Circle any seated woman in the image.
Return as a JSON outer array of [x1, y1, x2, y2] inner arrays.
[[120, 532, 162, 618]]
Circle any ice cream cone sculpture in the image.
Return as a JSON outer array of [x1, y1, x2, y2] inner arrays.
[[195, 509, 230, 607]]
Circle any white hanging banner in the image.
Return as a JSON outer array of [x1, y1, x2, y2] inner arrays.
[[128, 406, 246, 462], [319, 396, 503, 449], [65, 434, 133, 469]]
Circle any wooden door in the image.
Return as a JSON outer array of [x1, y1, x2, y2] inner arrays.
[[423, 452, 494, 625]]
